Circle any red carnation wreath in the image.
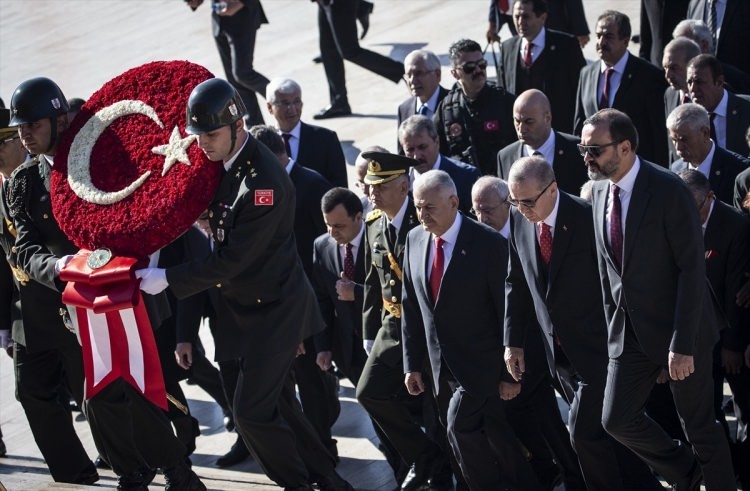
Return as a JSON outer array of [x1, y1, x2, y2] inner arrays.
[[53, 60, 220, 259]]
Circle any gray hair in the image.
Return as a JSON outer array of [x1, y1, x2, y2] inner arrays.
[[399, 115, 438, 142], [413, 169, 457, 197], [405, 49, 441, 72], [673, 19, 714, 54], [663, 37, 702, 63], [472, 176, 510, 202], [508, 156, 555, 188], [579, 180, 595, 201], [666, 103, 710, 133], [266, 78, 302, 102]]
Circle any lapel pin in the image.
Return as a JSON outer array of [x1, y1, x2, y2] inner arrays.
[[562, 225, 567, 231], [461, 249, 466, 255], [558, 149, 563, 155], [715, 170, 721, 176]]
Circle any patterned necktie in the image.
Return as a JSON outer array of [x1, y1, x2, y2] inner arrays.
[[281, 133, 292, 159], [707, 0, 718, 46], [418, 104, 429, 116], [609, 184, 623, 270], [539, 222, 552, 265], [709, 112, 718, 143], [600, 67, 614, 109], [343, 243, 355, 280], [524, 42, 534, 67], [430, 237, 445, 302]]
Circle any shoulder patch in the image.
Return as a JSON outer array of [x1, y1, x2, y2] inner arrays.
[[365, 209, 382, 223]]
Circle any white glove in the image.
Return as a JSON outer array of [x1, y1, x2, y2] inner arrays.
[[54, 254, 75, 276], [363, 339, 375, 355], [135, 268, 169, 295], [0, 330, 11, 350]]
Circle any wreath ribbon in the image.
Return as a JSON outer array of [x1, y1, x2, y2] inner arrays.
[[60, 251, 166, 409]]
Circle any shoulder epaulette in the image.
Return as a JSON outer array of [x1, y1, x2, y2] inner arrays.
[[365, 209, 382, 223]]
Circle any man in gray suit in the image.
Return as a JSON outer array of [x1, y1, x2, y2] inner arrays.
[[582, 108, 734, 490]]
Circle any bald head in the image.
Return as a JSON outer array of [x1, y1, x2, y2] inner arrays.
[[662, 37, 702, 92], [513, 89, 553, 149]]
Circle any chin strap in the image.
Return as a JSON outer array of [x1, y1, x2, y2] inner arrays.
[[46, 117, 58, 154], [228, 122, 237, 156]]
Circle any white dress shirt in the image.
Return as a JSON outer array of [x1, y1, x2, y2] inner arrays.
[[427, 213, 463, 280]]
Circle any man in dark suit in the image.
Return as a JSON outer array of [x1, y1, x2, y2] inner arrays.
[[266, 78, 347, 187], [688, 0, 750, 76], [582, 108, 734, 489], [397, 49, 449, 155], [668, 103, 749, 204], [687, 54, 750, 156], [248, 125, 341, 459], [678, 169, 750, 489], [488, 0, 591, 49], [498, 0, 585, 133], [398, 115, 481, 216], [573, 11, 668, 166], [498, 89, 587, 195], [355, 152, 449, 491], [312, 0, 404, 119], [638, 0, 690, 67], [138, 79, 352, 491], [505, 156, 662, 491], [401, 169, 541, 490], [662, 38, 702, 163], [186, 0, 269, 126], [434, 39, 517, 176]]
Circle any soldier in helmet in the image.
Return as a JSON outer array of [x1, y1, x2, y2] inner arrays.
[[8, 77, 204, 491], [136, 78, 353, 491]]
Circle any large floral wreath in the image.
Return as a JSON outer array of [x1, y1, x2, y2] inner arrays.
[[52, 60, 220, 259]]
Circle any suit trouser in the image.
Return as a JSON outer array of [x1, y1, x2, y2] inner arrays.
[[214, 10, 270, 126], [84, 378, 186, 476], [14, 341, 95, 483], [187, 341, 231, 416], [233, 345, 336, 488], [318, 0, 404, 105], [356, 347, 435, 465], [602, 326, 735, 490]]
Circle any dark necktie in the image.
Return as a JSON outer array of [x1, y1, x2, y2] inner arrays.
[[418, 104, 429, 116], [387, 223, 397, 248], [524, 42, 534, 67], [539, 222, 552, 265], [609, 184, 623, 270], [600, 67, 614, 109], [709, 112, 718, 143], [430, 237, 445, 302], [681, 92, 690, 105], [532, 150, 543, 157], [281, 133, 292, 159], [498, 0, 509, 13], [343, 243, 355, 281], [707, 0, 718, 46]]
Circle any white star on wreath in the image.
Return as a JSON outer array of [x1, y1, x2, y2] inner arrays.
[[152, 126, 197, 176]]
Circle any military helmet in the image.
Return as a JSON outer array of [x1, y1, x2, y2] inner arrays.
[[9, 77, 69, 126], [185, 78, 246, 135]]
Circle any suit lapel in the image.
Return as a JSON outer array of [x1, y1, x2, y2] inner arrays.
[[708, 150, 724, 193], [327, 235, 342, 274], [414, 229, 432, 303], [519, 214, 546, 294], [437, 217, 471, 305], [612, 56, 636, 107], [622, 164, 650, 271], [548, 194, 573, 292], [593, 181, 616, 269], [727, 94, 742, 151]]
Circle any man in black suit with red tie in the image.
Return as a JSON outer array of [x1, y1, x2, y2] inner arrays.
[[668, 103, 749, 205], [497, 89, 587, 196], [401, 169, 542, 490], [504, 156, 662, 491], [498, 0, 585, 134], [573, 11, 668, 165], [582, 108, 734, 490], [397, 50, 449, 155], [266, 78, 347, 187]]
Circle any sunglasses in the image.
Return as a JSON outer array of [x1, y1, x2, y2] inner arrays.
[[577, 140, 621, 158], [507, 180, 555, 209], [457, 59, 488, 74]]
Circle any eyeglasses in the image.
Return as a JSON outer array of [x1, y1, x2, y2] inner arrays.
[[456, 59, 488, 74], [0, 135, 20, 147], [507, 180, 555, 208], [271, 99, 302, 109], [470, 204, 503, 216], [577, 141, 621, 158]]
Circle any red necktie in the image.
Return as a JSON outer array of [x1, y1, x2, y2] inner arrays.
[[539, 222, 552, 264], [681, 92, 690, 105], [281, 133, 292, 159], [600, 67, 614, 109], [498, 0, 509, 13], [524, 43, 534, 67], [343, 243, 354, 280], [430, 237, 445, 302], [609, 184, 623, 270]]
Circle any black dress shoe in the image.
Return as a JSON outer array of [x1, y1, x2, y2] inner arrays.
[[402, 445, 439, 491], [313, 470, 354, 491], [357, 0, 373, 40], [0, 437, 6, 457], [164, 463, 206, 491], [671, 461, 703, 490], [223, 411, 235, 432], [216, 435, 251, 468], [95, 455, 112, 469], [313, 104, 352, 120], [285, 486, 314, 491], [116, 468, 156, 491]]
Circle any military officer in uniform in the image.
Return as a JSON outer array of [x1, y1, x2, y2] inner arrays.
[[137, 78, 353, 491], [355, 151, 452, 491], [9, 77, 203, 490]]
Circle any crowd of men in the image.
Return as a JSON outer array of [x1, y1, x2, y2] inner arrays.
[[2, 0, 750, 490]]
